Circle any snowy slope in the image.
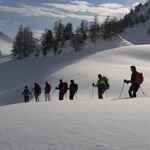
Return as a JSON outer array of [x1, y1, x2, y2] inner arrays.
[[0, 39, 12, 54], [121, 1, 150, 44], [0, 37, 132, 106], [0, 99, 149, 150], [0, 32, 12, 54], [121, 21, 150, 44], [0, 39, 149, 149]]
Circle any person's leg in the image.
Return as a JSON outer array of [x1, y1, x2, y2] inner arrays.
[[128, 85, 134, 98], [36, 94, 39, 102], [45, 94, 47, 101], [62, 93, 65, 100], [72, 92, 76, 100], [24, 96, 27, 103], [98, 88, 103, 99], [133, 84, 140, 97], [48, 93, 50, 101], [69, 91, 74, 100], [59, 92, 63, 100], [26, 96, 29, 103], [37, 95, 40, 102], [35, 95, 37, 102], [45, 93, 48, 101]]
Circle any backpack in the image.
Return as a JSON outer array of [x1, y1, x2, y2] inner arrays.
[[135, 72, 144, 85], [103, 76, 110, 89]]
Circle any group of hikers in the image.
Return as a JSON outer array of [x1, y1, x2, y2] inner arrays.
[[22, 80, 78, 103], [22, 66, 144, 103]]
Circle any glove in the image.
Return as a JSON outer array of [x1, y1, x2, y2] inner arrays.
[[124, 80, 129, 84], [124, 79, 127, 83]]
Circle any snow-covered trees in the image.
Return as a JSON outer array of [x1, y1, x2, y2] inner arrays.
[[11, 0, 150, 59], [41, 29, 54, 56], [12, 25, 36, 58], [101, 17, 119, 39], [89, 16, 100, 42], [64, 22, 73, 40]]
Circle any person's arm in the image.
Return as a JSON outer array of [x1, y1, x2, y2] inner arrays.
[[124, 73, 134, 84], [56, 85, 59, 90], [124, 72, 134, 84], [92, 82, 97, 87]]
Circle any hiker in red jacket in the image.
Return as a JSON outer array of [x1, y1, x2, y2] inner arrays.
[[56, 79, 68, 100], [124, 66, 144, 98]]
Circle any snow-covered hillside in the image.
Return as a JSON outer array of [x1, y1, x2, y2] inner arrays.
[[121, 1, 150, 44], [0, 32, 12, 55], [0, 41, 150, 149], [122, 21, 150, 44], [0, 37, 132, 106]]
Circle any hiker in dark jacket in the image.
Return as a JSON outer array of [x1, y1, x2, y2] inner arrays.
[[68, 80, 78, 100], [33, 82, 41, 102], [56, 79, 68, 100], [92, 74, 109, 99], [22, 85, 32, 103], [124, 66, 143, 98], [45, 81, 51, 101]]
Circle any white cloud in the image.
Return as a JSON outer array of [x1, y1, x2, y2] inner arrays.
[[43, 1, 130, 19], [0, 4, 65, 17], [0, 1, 130, 22]]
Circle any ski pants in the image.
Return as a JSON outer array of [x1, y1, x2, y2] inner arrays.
[[45, 93, 50, 101], [128, 84, 140, 98], [24, 96, 30, 103], [98, 85, 105, 99], [35, 94, 40, 102], [69, 91, 76, 100], [59, 92, 65, 100]]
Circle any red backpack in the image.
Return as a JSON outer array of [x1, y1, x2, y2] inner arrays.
[[135, 72, 144, 85]]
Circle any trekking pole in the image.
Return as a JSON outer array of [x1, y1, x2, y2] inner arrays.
[[52, 88, 56, 96], [92, 85, 94, 98], [119, 82, 125, 99]]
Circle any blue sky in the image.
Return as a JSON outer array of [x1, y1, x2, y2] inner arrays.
[[0, 0, 146, 37]]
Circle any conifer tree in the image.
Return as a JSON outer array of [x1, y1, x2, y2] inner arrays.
[[12, 25, 35, 58], [64, 22, 73, 40], [41, 29, 54, 56], [89, 16, 100, 42]]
